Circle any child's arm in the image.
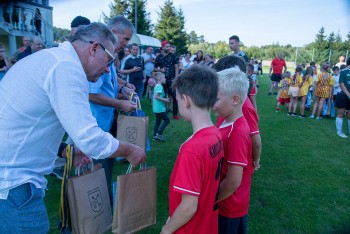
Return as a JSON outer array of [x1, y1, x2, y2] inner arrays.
[[252, 134, 261, 170], [218, 165, 243, 201], [161, 194, 198, 234], [155, 92, 170, 103]]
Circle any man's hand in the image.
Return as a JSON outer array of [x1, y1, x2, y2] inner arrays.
[[119, 100, 137, 113], [73, 147, 92, 168], [133, 66, 141, 72], [122, 143, 146, 167], [125, 82, 135, 90], [121, 86, 135, 99]]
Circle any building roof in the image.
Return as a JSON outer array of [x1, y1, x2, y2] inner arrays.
[[129, 34, 161, 48]]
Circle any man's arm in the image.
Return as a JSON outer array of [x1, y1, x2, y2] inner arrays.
[[89, 94, 136, 113], [109, 141, 146, 167], [120, 66, 141, 75], [269, 64, 273, 77], [218, 165, 243, 201], [161, 194, 198, 234]]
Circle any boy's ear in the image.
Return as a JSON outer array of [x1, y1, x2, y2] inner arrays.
[[183, 94, 191, 108], [232, 95, 240, 105]]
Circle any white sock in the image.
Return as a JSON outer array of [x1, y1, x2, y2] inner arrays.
[[336, 117, 343, 134]]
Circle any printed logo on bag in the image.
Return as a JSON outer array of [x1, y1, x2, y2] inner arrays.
[[88, 189, 103, 212], [126, 127, 137, 143]]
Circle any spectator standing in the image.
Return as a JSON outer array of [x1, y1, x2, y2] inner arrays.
[[17, 36, 43, 60], [120, 43, 146, 98], [193, 50, 205, 65], [179, 51, 193, 73], [11, 36, 30, 64], [269, 52, 287, 95], [335, 58, 350, 138], [141, 46, 156, 97], [228, 35, 249, 63], [34, 8, 42, 34], [335, 55, 346, 68], [154, 40, 180, 120]]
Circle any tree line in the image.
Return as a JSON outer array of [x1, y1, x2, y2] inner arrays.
[[54, 0, 350, 65]]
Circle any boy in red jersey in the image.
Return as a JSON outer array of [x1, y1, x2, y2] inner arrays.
[[161, 65, 224, 234], [213, 67, 252, 234]]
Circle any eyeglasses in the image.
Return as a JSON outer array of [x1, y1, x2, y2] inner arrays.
[[89, 41, 115, 67]]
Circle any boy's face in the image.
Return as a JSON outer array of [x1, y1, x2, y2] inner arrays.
[[229, 39, 239, 51], [213, 89, 235, 118], [333, 69, 339, 75]]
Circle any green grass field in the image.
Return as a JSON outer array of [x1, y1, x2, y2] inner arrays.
[[45, 72, 350, 233]]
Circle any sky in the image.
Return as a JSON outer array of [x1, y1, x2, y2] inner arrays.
[[50, 0, 350, 47]]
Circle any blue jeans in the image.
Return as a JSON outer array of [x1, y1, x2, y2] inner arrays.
[[0, 183, 49, 233], [133, 82, 144, 99]]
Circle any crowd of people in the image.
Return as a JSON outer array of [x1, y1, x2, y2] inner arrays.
[[0, 12, 349, 234], [270, 53, 350, 139]]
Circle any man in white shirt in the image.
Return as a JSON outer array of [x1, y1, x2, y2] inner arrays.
[[0, 22, 145, 233], [141, 46, 156, 97]]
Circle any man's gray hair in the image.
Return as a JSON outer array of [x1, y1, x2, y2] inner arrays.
[[107, 15, 134, 34], [70, 22, 117, 47]]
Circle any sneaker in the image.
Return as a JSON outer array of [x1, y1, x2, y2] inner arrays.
[[299, 115, 306, 118], [316, 116, 323, 120], [115, 157, 127, 164], [291, 113, 297, 117], [337, 132, 348, 138], [154, 133, 166, 141], [276, 110, 280, 113], [273, 92, 277, 95], [50, 167, 64, 180], [173, 115, 180, 120], [309, 115, 315, 119], [268, 92, 271, 96], [287, 112, 292, 116]]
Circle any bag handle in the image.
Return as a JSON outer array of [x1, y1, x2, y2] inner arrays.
[[125, 163, 147, 174], [58, 144, 74, 233], [74, 159, 94, 176]]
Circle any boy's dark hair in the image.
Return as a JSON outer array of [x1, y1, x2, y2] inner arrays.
[[172, 65, 218, 110], [213, 55, 247, 73], [295, 66, 303, 73], [340, 64, 347, 70], [332, 66, 339, 71], [229, 35, 240, 42], [310, 61, 315, 66], [347, 57, 350, 66]]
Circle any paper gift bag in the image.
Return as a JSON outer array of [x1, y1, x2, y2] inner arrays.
[[67, 168, 112, 234], [112, 167, 157, 234], [117, 115, 148, 150]]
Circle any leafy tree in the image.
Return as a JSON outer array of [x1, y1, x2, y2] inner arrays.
[[103, 0, 153, 36], [313, 26, 328, 64], [328, 31, 335, 49], [103, 0, 128, 23], [154, 0, 187, 54], [53, 26, 70, 42], [187, 31, 199, 45], [128, 0, 153, 35]]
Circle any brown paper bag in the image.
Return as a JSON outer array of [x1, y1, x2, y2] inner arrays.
[[67, 168, 112, 234], [112, 167, 157, 234], [116, 115, 148, 150]]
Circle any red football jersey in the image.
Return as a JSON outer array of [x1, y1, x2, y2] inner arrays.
[[169, 126, 224, 234], [271, 58, 286, 75], [217, 116, 253, 218]]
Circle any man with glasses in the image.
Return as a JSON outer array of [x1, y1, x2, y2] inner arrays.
[[17, 36, 43, 60], [0, 22, 146, 233], [88, 16, 138, 203]]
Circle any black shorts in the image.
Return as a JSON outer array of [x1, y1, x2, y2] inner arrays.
[[335, 92, 350, 110], [219, 215, 247, 234], [271, 73, 282, 82]]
